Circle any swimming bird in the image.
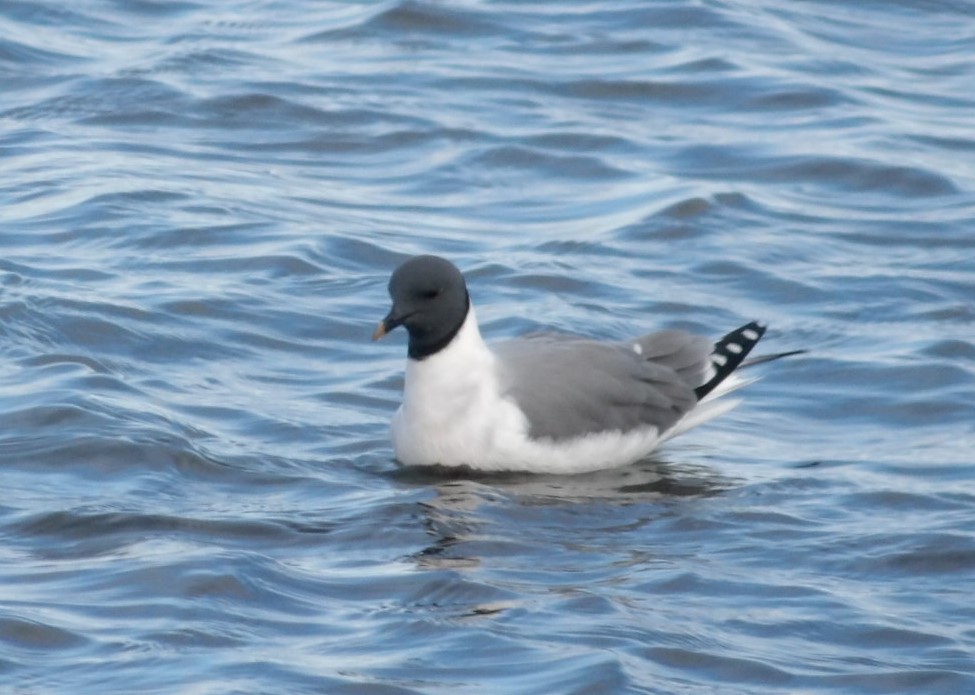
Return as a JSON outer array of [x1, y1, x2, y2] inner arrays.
[[373, 255, 797, 474]]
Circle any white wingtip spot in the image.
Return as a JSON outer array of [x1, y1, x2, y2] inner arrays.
[[726, 342, 743, 354], [632, 343, 643, 355], [742, 329, 759, 341], [712, 353, 728, 367]]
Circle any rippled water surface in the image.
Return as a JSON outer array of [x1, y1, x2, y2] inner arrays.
[[3, 1, 975, 693]]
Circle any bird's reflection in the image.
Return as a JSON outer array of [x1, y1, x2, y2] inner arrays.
[[394, 453, 738, 574]]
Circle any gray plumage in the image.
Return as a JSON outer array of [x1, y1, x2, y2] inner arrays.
[[493, 330, 713, 441]]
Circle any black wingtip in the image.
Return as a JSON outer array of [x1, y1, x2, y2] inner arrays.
[[694, 320, 767, 400]]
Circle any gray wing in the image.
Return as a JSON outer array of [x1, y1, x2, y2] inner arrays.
[[493, 329, 712, 441], [633, 329, 714, 390]]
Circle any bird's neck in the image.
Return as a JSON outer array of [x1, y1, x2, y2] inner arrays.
[[403, 306, 494, 407], [407, 291, 470, 360]]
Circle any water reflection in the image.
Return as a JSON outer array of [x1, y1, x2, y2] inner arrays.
[[395, 455, 735, 507], [396, 456, 737, 574]]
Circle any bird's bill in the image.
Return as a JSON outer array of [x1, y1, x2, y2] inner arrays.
[[372, 309, 403, 341]]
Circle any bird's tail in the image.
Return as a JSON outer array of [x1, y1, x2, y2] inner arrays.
[[662, 373, 752, 442], [663, 323, 804, 442], [740, 349, 807, 368]]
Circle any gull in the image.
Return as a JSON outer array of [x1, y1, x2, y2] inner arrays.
[[373, 255, 799, 474]]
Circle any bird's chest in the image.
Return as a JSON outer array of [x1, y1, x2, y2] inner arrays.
[[390, 357, 522, 466]]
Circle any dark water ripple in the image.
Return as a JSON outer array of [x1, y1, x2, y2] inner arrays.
[[3, 0, 975, 692]]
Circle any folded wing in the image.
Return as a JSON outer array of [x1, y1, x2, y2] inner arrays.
[[494, 330, 712, 441]]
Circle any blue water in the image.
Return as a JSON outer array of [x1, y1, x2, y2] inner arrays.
[[3, 1, 974, 693]]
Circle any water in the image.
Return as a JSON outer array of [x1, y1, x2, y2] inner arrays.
[[2, 0, 974, 692]]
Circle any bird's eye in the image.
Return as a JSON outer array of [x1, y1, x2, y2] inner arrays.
[[422, 288, 441, 299]]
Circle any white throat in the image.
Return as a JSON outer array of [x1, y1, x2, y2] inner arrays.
[[407, 306, 490, 383]]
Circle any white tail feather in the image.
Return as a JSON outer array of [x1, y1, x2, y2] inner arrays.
[[661, 374, 758, 442]]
